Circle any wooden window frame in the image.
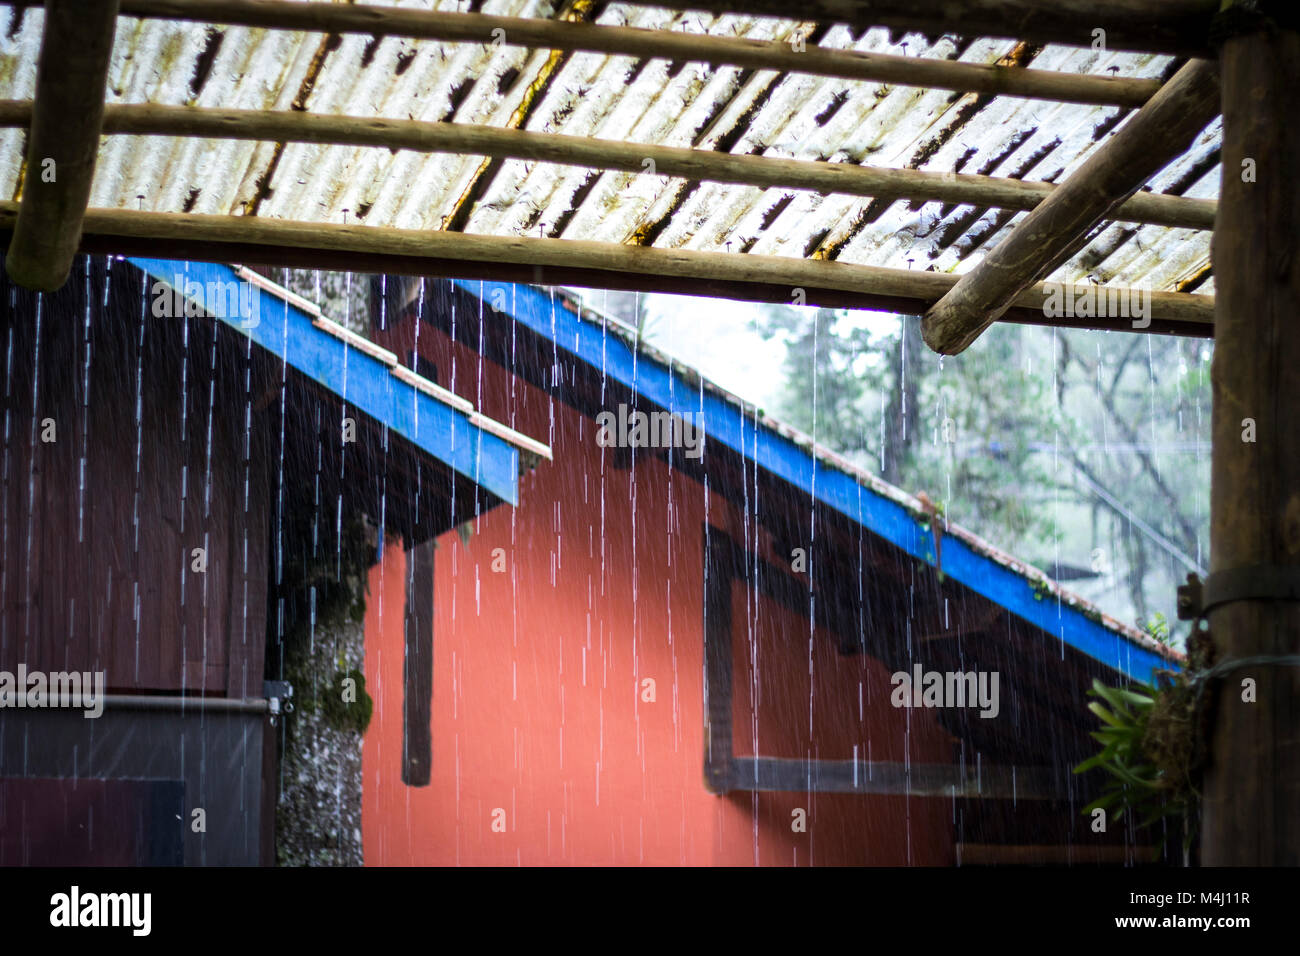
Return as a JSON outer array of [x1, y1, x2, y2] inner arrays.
[[702, 524, 1049, 799]]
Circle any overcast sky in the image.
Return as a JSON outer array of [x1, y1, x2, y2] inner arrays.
[[604, 292, 901, 414]]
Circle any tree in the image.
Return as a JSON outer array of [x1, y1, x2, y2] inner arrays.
[[755, 305, 1064, 554], [754, 306, 1211, 642]]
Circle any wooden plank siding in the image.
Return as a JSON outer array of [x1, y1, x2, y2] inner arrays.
[[0, 259, 270, 695]]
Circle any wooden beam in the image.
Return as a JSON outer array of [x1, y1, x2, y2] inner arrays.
[[401, 539, 434, 788], [0, 202, 1216, 335], [3, 1, 118, 291], [1203, 10, 1300, 867], [76, 231, 1214, 339], [0, 101, 1218, 231], [957, 843, 1155, 864], [731, 755, 1063, 799], [614, 0, 1218, 57], [921, 59, 1219, 355], [81, 0, 1163, 106], [703, 533, 737, 794]]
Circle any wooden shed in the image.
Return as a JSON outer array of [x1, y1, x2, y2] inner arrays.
[[0, 255, 545, 864]]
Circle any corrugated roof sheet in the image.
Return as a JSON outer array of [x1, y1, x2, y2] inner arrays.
[[0, 0, 1218, 298]]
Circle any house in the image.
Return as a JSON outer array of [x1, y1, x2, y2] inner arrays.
[[0, 256, 546, 865], [4, 0, 1287, 865], [360, 277, 1180, 866]]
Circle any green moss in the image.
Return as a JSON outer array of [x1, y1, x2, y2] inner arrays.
[[320, 669, 373, 735], [273, 509, 373, 743]]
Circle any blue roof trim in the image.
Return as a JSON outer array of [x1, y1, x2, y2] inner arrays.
[[128, 259, 521, 506], [451, 279, 1172, 685]]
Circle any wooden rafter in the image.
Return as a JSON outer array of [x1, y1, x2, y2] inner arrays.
[[70, 0, 1167, 107], [617, 0, 1218, 57], [0, 202, 1214, 336], [921, 58, 1220, 355], [81, 230, 1216, 339], [0, 101, 1218, 231], [4, 0, 119, 291]]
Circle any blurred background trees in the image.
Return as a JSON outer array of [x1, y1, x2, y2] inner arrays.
[[753, 305, 1210, 646]]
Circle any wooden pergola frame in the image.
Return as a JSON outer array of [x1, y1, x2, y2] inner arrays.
[[1, 0, 1295, 866], [0, 0, 1218, 322], [922, 57, 1221, 353]]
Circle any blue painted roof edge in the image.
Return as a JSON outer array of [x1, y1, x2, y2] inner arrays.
[[126, 258, 521, 506], [451, 279, 1177, 685]]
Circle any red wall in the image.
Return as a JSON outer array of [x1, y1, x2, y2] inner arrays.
[[362, 316, 955, 865]]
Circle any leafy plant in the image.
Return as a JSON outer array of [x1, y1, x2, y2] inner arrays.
[[1075, 652, 1209, 862], [1075, 679, 1168, 823], [1141, 611, 1172, 646]]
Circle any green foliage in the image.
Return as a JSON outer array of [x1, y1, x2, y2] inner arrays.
[[753, 306, 1067, 557], [752, 306, 877, 461], [1075, 679, 1167, 823], [1141, 611, 1172, 646], [1075, 647, 1209, 858]]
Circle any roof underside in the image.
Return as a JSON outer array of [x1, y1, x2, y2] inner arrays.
[[0, 0, 1218, 298], [127, 256, 547, 511]]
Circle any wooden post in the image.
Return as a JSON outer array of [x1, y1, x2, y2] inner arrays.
[[4, 0, 118, 291], [1203, 7, 1300, 866], [703, 528, 736, 794], [402, 539, 435, 788]]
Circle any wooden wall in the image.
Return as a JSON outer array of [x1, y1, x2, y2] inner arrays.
[[0, 261, 270, 696]]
